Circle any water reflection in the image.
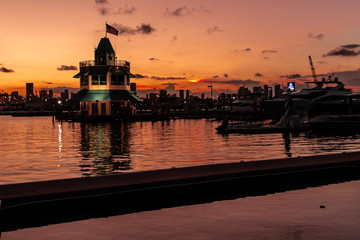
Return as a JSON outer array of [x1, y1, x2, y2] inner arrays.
[[79, 122, 132, 176], [282, 132, 292, 157]]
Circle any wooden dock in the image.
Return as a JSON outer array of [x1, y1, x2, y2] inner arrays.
[[1, 152, 360, 231]]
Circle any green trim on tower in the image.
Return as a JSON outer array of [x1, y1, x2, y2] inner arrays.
[[71, 89, 141, 102]]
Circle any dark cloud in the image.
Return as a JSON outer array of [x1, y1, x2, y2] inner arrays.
[[341, 44, 360, 49], [97, 7, 110, 15], [323, 44, 360, 57], [151, 76, 186, 81], [203, 79, 262, 86], [0, 67, 14, 73], [133, 74, 185, 80], [262, 50, 278, 54], [171, 36, 178, 42], [57, 65, 78, 71], [112, 23, 156, 35], [42, 81, 54, 85], [308, 33, 324, 40], [95, 0, 108, 4], [137, 23, 155, 34], [116, 5, 136, 14], [212, 75, 219, 78], [255, 73, 263, 77], [133, 74, 148, 78], [149, 58, 160, 61], [280, 74, 305, 79], [224, 74, 228, 78], [232, 48, 252, 53], [96, 2, 136, 16], [162, 82, 179, 86], [165, 6, 191, 17], [207, 25, 223, 34]]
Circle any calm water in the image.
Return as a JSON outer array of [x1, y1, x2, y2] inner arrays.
[[1, 115, 360, 184], [4, 180, 360, 239], [2, 115, 360, 239]]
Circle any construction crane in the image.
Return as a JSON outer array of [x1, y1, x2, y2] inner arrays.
[[308, 55, 317, 82]]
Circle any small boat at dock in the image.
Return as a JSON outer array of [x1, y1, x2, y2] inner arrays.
[[216, 118, 309, 134], [307, 115, 360, 132]]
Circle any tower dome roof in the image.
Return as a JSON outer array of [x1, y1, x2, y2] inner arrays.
[[95, 37, 115, 55]]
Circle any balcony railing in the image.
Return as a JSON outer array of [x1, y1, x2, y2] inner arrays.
[[79, 60, 130, 67]]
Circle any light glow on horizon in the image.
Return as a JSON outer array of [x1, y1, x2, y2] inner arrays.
[[1, 0, 360, 97]]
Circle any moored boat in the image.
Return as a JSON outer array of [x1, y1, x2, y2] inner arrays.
[[307, 114, 360, 131]]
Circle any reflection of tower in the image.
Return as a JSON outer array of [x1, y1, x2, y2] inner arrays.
[[79, 123, 132, 176]]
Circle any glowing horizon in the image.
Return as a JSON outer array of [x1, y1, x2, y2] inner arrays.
[[1, 0, 360, 97]]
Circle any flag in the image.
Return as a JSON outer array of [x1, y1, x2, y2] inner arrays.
[[106, 24, 119, 36]]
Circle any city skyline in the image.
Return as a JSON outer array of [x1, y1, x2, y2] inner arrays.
[[1, 0, 360, 97]]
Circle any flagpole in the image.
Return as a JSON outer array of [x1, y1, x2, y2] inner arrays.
[[105, 21, 107, 38]]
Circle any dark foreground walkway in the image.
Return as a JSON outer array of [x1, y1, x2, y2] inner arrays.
[[1, 152, 360, 231]]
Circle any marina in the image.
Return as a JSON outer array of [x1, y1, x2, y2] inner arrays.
[[2, 4, 360, 238]]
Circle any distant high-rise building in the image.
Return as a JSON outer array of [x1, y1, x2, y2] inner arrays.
[[238, 86, 250, 97], [274, 84, 281, 98], [49, 90, 54, 99], [26, 83, 34, 99], [179, 90, 184, 100], [130, 82, 136, 92], [201, 93, 205, 100], [149, 93, 157, 100], [40, 90, 47, 100], [159, 89, 167, 98], [64, 89, 69, 100], [268, 88, 273, 99], [186, 89, 190, 99], [11, 91, 19, 100], [263, 85, 269, 99], [253, 86, 262, 94]]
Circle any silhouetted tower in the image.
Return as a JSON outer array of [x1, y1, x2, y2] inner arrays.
[[179, 90, 184, 100], [73, 36, 140, 116], [26, 83, 34, 99]]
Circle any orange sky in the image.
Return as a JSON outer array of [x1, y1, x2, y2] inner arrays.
[[1, 0, 360, 97]]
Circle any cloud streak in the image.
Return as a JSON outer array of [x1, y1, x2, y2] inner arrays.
[[165, 6, 191, 17], [0, 67, 14, 73], [308, 33, 324, 40], [207, 25, 223, 34], [95, 1, 136, 16], [262, 50, 278, 54], [165, 5, 209, 17], [280, 74, 306, 79], [133, 74, 186, 80], [113, 23, 155, 35], [57, 65, 78, 71], [203, 79, 262, 86], [323, 44, 360, 57]]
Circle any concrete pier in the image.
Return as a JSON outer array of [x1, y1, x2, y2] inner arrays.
[[1, 152, 360, 231]]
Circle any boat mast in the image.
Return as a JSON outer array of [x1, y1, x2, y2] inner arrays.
[[308, 55, 317, 82]]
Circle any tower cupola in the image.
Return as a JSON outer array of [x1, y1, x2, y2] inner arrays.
[[95, 37, 116, 65]]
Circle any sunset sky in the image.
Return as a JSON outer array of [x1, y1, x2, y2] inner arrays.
[[1, 0, 360, 97]]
